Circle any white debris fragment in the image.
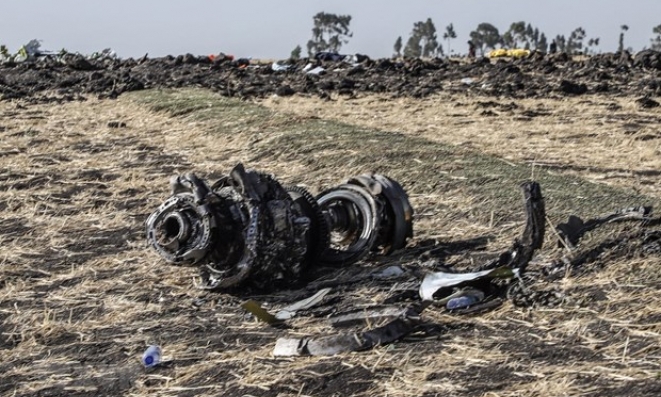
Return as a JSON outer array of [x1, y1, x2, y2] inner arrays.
[[419, 268, 518, 301], [275, 288, 331, 320]]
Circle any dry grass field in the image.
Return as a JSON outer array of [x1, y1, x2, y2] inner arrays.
[[2, 88, 661, 396]]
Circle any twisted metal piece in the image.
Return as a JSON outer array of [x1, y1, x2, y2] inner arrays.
[[146, 163, 414, 290]]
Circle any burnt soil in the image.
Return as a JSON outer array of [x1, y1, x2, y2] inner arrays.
[[2, 50, 661, 104]]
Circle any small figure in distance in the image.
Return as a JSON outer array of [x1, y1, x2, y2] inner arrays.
[[549, 40, 557, 54], [467, 40, 476, 59]]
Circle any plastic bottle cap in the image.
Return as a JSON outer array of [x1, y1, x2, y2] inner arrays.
[[144, 356, 154, 366]]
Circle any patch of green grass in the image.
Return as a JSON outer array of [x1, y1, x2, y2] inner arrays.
[[129, 88, 658, 225], [133, 88, 270, 122]]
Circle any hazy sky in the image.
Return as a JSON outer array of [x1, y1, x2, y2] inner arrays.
[[2, 1, 661, 58]]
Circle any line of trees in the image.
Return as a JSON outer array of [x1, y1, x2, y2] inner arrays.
[[295, 12, 661, 59], [467, 22, 603, 56]]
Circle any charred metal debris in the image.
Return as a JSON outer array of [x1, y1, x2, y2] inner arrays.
[[146, 163, 413, 290], [145, 164, 657, 356]]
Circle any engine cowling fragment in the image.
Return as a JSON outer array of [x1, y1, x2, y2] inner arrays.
[[316, 174, 414, 266]]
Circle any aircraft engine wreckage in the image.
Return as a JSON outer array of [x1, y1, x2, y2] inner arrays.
[[145, 165, 659, 356], [146, 163, 413, 290]]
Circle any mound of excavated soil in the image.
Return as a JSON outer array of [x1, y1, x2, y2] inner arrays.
[[2, 51, 661, 104]]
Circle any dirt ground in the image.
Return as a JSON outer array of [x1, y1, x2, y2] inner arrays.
[[2, 88, 661, 397]]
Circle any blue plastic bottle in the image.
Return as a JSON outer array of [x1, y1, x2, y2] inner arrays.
[[142, 345, 162, 368]]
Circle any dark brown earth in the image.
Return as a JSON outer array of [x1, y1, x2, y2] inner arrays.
[[2, 50, 661, 104]]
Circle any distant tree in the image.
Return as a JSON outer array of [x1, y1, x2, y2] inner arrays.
[[651, 24, 661, 51], [436, 42, 445, 57], [393, 36, 403, 57], [403, 27, 422, 58], [421, 19, 441, 57], [306, 12, 353, 56], [554, 34, 567, 53], [0, 44, 9, 62], [537, 32, 549, 52], [443, 23, 457, 54], [502, 21, 527, 48], [527, 25, 549, 52], [586, 37, 600, 54], [529, 26, 539, 50], [618, 24, 629, 53], [502, 21, 551, 51], [290, 45, 302, 60], [469, 23, 501, 56], [566, 27, 586, 54], [403, 18, 442, 58], [501, 32, 513, 48]]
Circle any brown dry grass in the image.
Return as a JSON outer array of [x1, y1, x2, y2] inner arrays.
[[1, 89, 661, 397], [260, 93, 661, 197]]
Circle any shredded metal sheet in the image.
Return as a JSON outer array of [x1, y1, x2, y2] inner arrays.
[[419, 267, 518, 301], [275, 288, 332, 320], [273, 303, 428, 356]]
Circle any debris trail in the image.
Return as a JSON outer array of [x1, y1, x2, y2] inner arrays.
[[4, 50, 661, 103]]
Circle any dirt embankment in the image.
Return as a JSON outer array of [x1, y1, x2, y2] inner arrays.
[[2, 50, 661, 103]]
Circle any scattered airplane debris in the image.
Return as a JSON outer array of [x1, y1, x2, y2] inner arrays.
[[275, 288, 332, 320], [556, 206, 651, 248], [241, 288, 332, 324], [271, 182, 546, 355], [273, 302, 428, 357], [145, 166, 657, 357], [4, 49, 661, 103], [419, 267, 518, 301]]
